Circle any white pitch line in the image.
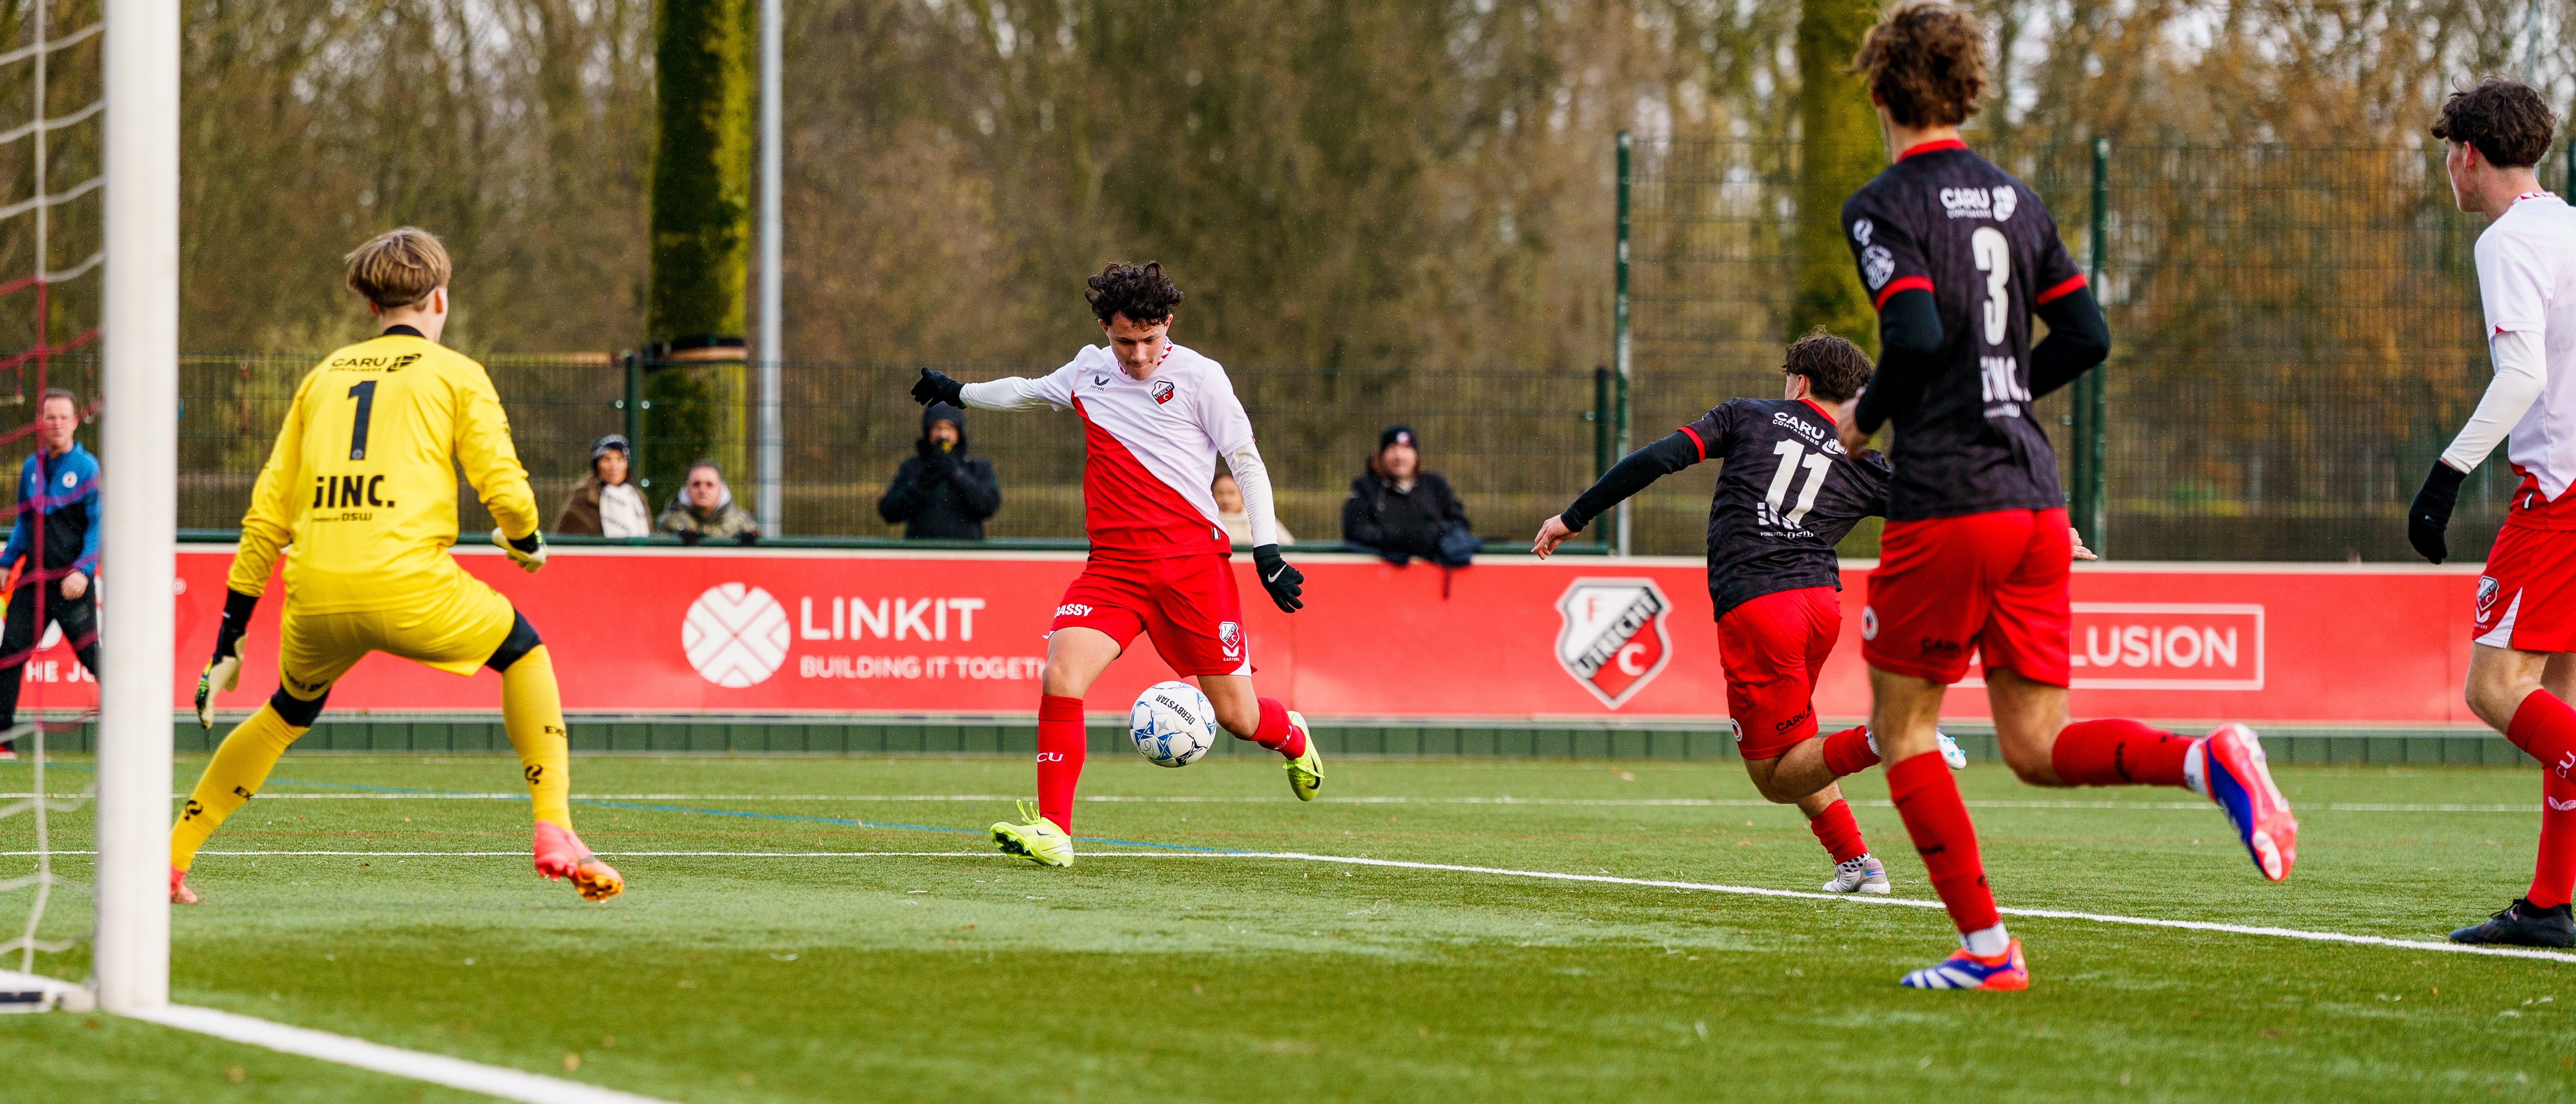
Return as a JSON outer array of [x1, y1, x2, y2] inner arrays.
[[5, 792, 2546, 813], [123, 1004, 676, 1104], [29, 847, 2575, 965], [1221, 851, 2576, 965]]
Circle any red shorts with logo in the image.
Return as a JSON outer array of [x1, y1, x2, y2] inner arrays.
[[2474, 525, 2576, 653], [1863, 508, 2071, 686], [1717, 586, 1841, 760], [1049, 553, 1250, 677]]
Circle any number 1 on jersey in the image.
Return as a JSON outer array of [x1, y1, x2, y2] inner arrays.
[[346, 380, 378, 460], [1765, 440, 1836, 529]]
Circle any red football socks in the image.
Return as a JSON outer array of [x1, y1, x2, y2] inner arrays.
[[1251, 696, 1309, 759], [2532, 771, 2576, 910], [1806, 798, 1869, 864], [1036, 694, 1087, 833], [1887, 750, 1999, 934], [1820, 725, 1878, 778], [2048, 718, 2192, 788], [2509, 690, 2576, 784]]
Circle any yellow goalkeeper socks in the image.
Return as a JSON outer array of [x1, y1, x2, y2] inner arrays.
[[170, 705, 307, 872], [502, 644, 574, 831]]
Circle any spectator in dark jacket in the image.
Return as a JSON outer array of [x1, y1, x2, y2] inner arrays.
[[1341, 425, 1475, 567], [877, 401, 1001, 540]]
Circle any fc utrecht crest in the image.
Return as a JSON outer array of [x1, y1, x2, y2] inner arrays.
[[1554, 578, 1674, 709]]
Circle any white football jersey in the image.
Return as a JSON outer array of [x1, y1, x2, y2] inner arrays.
[[968, 341, 1253, 557], [2482, 194, 2576, 506]]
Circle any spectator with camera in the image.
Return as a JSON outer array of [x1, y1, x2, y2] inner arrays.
[[1341, 425, 1474, 567], [877, 401, 1001, 540]]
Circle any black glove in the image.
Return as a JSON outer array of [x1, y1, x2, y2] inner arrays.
[[212, 589, 259, 662], [912, 369, 965, 408], [2408, 461, 2467, 564], [676, 530, 704, 547], [1252, 544, 1304, 613], [197, 590, 260, 729], [736, 530, 760, 547]]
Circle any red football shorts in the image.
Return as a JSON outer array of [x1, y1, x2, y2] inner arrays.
[[1717, 586, 1842, 759], [2475, 525, 2576, 653], [1049, 553, 1251, 677], [1864, 508, 2071, 686]]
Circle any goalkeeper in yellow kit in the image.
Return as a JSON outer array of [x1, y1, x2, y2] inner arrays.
[[169, 227, 622, 905]]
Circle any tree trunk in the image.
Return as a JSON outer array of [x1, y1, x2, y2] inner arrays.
[[1791, 0, 1882, 353], [647, 0, 755, 495]]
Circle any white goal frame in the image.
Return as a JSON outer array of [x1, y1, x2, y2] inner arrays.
[[93, 0, 179, 1013]]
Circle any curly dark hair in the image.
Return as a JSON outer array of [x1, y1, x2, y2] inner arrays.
[[1086, 262, 1183, 325], [2432, 79, 2556, 169], [1844, 2, 1989, 129], [1783, 329, 1873, 404]]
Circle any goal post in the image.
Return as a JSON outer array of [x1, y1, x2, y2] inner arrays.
[[93, 0, 181, 1014]]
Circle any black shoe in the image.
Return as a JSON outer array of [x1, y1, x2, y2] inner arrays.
[[2449, 898, 2576, 948]]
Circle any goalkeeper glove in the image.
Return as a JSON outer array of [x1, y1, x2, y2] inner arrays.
[[2407, 461, 2466, 565], [911, 368, 966, 408], [196, 590, 258, 729], [1252, 544, 1304, 613], [493, 528, 548, 573]]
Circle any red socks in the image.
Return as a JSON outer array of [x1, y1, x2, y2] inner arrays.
[[2049, 718, 2192, 788], [1820, 725, 1879, 778], [1249, 696, 1309, 759], [2532, 771, 2576, 910], [1887, 750, 1999, 935], [2509, 690, 2576, 783], [2506, 692, 2576, 909], [1806, 798, 1869, 864], [1036, 694, 1087, 833]]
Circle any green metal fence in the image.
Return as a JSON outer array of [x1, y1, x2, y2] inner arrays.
[[166, 354, 1604, 546], [1621, 136, 2576, 561]]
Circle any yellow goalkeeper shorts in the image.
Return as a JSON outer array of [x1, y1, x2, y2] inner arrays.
[[275, 568, 517, 702]]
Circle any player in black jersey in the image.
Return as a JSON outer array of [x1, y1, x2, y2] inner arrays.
[[1535, 332, 2085, 895], [1829, 2, 2293, 991], [1538, 334, 1902, 891]]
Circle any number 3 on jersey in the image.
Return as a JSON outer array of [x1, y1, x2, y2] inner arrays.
[[1971, 227, 2031, 405], [1764, 441, 1835, 530]]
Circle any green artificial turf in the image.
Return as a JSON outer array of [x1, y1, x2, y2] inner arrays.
[[4, 752, 2574, 1102]]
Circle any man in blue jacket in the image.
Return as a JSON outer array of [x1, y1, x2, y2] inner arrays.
[[0, 388, 100, 759]]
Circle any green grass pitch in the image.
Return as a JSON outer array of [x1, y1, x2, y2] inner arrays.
[[4, 751, 2574, 1102]]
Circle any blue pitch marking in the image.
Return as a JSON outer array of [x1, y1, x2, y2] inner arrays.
[[14, 759, 1236, 854]]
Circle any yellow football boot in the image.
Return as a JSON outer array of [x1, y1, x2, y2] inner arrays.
[[1284, 712, 1323, 802], [992, 800, 1075, 867]]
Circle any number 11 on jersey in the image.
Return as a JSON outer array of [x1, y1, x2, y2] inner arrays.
[[1765, 440, 1835, 529]]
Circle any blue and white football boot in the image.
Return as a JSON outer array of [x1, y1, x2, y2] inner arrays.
[[2197, 724, 2297, 882], [1899, 939, 2028, 991]]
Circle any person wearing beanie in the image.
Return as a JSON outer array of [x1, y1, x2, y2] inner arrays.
[[1341, 424, 1474, 567], [554, 434, 651, 538], [877, 400, 1001, 540]]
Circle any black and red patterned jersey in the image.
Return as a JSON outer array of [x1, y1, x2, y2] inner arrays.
[[1841, 139, 2087, 520], [1561, 397, 1890, 617]]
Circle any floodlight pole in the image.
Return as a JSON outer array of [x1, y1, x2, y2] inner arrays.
[[1613, 132, 1632, 557], [754, 0, 784, 533], [96, 0, 182, 1013]]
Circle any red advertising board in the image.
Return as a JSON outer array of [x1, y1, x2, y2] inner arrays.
[[6, 549, 2481, 727]]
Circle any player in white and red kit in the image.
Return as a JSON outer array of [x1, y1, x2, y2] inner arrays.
[[2404, 79, 2576, 948], [910, 263, 1320, 867], [1832, 4, 2295, 990]]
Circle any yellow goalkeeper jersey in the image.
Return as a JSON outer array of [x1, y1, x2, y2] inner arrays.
[[227, 330, 541, 613]]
